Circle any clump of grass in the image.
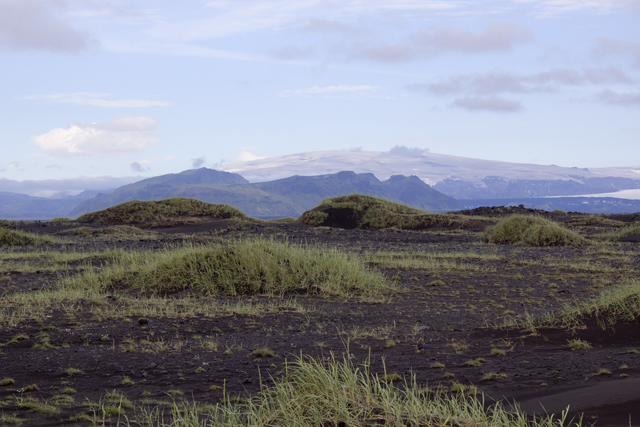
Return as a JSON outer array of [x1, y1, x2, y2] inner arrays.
[[0, 378, 15, 386], [484, 214, 585, 247], [593, 368, 612, 376], [465, 358, 486, 367], [430, 362, 445, 369], [185, 354, 572, 427], [482, 372, 507, 380], [489, 348, 506, 357], [0, 229, 60, 246], [77, 197, 247, 228], [63, 239, 389, 299], [66, 367, 83, 377], [567, 339, 591, 351], [251, 348, 275, 358]]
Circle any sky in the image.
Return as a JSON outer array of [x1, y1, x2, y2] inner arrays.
[[1, 0, 639, 196]]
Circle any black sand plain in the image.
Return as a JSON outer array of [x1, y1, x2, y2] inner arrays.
[[1, 207, 640, 426]]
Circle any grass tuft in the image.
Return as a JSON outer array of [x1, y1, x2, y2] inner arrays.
[[484, 214, 585, 247]]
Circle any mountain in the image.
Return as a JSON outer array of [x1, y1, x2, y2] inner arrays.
[[68, 169, 461, 218], [218, 149, 640, 200], [0, 190, 105, 220]]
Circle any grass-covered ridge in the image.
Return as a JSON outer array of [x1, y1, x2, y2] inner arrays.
[[77, 197, 247, 228], [484, 214, 586, 247], [299, 194, 494, 230], [62, 239, 389, 299]]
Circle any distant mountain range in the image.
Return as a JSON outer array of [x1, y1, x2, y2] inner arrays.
[[67, 169, 461, 219], [3, 148, 640, 220], [219, 149, 640, 199]]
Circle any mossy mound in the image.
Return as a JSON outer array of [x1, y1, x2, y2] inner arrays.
[[69, 239, 388, 299], [298, 194, 493, 230], [484, 214, 586, 246], [0, 229, 59, 246], [77, 198, 247, 229]]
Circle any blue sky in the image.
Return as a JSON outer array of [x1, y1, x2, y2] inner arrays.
[[1, 0, 639, 194]]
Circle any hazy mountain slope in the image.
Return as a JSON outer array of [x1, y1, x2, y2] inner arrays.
[[252, 171, 461, 213], [0, 190, 103, 220], [69, 169, 250, 217], [69, 169, 461, 218], [218, 150, 640, 199]]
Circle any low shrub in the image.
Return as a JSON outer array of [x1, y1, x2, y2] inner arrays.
[[484, 214, 585, 247]]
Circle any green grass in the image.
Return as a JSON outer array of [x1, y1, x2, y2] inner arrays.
[[57, 225, 154, 236], [263, 217, 297, 224], [0, 229, 61, 246], [132, 354, 579, 427], [502, 277, 640, 331], [77, 197, 247, 227], [484, 214, 586, 247], [61, 238, 389, 299]]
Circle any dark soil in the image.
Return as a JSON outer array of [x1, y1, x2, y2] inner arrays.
[[1, 216, 640, 426]]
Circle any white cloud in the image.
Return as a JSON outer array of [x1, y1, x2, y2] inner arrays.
[[23, 93, 171, 108], [33, 116, 158, 157], [452, 95, 523, 112], [280, 85, 378, 97], [0, 0, 96, 53], [233, 151, 266, 163]]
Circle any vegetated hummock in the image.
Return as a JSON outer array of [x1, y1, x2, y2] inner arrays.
[[483, 214, 586, 246], [77, 197, 247, 228], [298, 194, 495, 230], [64, 238, 388, 299], [2, 199, 640, 426], [0, 228, 59, 246]]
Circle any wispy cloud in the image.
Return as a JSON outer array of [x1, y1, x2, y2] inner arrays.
[[280, 85, 378, 98], [23, 93, 171, 108], [348, 21, 533, 62], [406, 67, 634, 96], [33, 116, 158, 157], [598, 89, 640, 106], [451, 95, 523, 112], [0, 0, 97, 53]]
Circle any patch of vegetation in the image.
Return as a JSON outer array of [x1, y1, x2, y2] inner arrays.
[[484, 214, 586, 247], [63, 239, 389, 299], [49, 217, 71, 223], [263, 217, 297, 224], [0, 229, 60, 246], [58, 225, 153, 236], [250, 348, 275, 358], [162, 354, 571, 427], [299, 194, 494, 230], [567, 339, 591, 350], [0, 378, 15, 386], [77, 197, 247, 228]]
